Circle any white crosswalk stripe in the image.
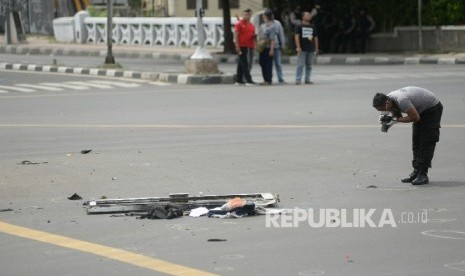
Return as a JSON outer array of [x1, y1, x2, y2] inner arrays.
[[88, 80, 140, 88], [65, 81, 113, 89], [0, 85, 35, 92], [39, 82, 88, 90], [0, 80, 142, 94], [16, 84, 63, 91]]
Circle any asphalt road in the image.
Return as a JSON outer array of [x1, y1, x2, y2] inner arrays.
[[1, 65, 465, 276]]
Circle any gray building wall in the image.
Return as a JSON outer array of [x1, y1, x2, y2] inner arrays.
[[368, 26, 465, 52], [1, 0, 75, 35]]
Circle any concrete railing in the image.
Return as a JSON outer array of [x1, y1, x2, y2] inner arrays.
[[54, 11, 238, 48], [369, 25, 465, 52], [54, 12, 465, 52]]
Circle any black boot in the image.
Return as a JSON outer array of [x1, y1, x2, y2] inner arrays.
[[401, 168, 419, 183], [412, 171, 429, 185]]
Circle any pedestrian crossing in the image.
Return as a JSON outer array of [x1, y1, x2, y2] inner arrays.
[[0, 80, 143, 94]]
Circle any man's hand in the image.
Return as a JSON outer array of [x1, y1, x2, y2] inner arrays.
[[379, 114, 397, 133], [235, 46, 242, 55]]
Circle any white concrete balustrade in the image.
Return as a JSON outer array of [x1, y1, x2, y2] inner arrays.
[[55, 11, 238, 47]]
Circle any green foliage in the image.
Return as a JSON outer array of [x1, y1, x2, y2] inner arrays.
[[423, 0, 465, 25], [271, 0, 465, 32], [86, 5, 107, 17]]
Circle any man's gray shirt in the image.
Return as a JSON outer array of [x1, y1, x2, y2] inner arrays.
[[388, 86, 440, 114]]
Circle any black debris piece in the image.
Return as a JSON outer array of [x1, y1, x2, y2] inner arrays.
[[207, 239, 227, 242], [68, 193, 83, 200], [18, 160, 48, 165], [81, 149, 92, 154], [207, 203, 256, 218], [139, 205, 183, 220], [366, 185, 378, 188], [0, 208, 14, 212]]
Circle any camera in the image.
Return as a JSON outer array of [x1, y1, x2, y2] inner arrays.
[[379, 114, 396, 133]]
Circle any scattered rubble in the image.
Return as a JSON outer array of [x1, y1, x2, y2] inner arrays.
[[68, 193, 83, 200], [208, 239, 227, 242], [17, 160, 48, 165], [84, 193, 280, 220]]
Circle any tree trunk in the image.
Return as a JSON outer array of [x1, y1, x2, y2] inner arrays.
[[222, 0, 235, 54]]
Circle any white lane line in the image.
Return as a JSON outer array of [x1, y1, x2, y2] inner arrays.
[[0, 89, 8, 93], [149, 81, 171, 86], [66, 81, 112, 89], [354, 74, 380, 80], [89, 80, 140, 88], [39, 82, 88, 90], [330, 74, 355, 80], [16, 84, 63, 92], [422, 230, 465, 240], [0, 85, 35, 93]]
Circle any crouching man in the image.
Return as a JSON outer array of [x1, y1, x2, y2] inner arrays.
[[372, 86, 443, 185]]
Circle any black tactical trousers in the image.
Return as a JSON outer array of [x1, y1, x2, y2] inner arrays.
[[411, 102, 443, 172]]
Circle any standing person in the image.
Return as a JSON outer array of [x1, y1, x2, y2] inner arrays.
[[288, 4, 302, 54], [265, 8, 286, 84], [334, 12, 356, 53], [372, 87, 443, 185], [258, 12, 276, 85], [321, 9, 338, 53], [294, 11, 319, 85], [355, 8, 375, 53], [234, 8, 256, 85]]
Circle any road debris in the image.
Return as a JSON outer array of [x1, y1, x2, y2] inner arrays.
[[84, 193, 281, 220], [85, 193, 279, 215], [0, 208, 14, 212], [138, 205, 183, 219], [80, 149, 92, 154], [68, 193, 83, 200], [17, 160, 48, 165], [366, 185, 378, 188], [208, 239, 227, 242]]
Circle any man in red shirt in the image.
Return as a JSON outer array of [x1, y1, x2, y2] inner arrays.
[[234, 9, 256, 85]]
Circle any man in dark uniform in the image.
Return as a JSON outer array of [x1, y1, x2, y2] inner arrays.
[[372, 86, 443, 185]]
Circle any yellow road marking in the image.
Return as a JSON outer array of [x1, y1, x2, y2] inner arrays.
[[0, 221, 217, 276], [0, 124, 463, 129]]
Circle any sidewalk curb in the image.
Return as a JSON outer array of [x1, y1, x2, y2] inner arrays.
[[2, 45, 465, 65], [0, 62, 235, 85]]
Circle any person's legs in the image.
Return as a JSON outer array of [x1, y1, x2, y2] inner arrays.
[[402, 123, 421, 183], [247, 47, 254, 72], [304, 51, 314, 83], [265, 50, 273, 83], [412, 103, 443, 185], [260, 48, 273, 84], [273, 48, 284, 83], [259, 50, 267, 82], [236, 54, 244, 83], [295, 52, 305, 83], [242, 47, 254, 83]]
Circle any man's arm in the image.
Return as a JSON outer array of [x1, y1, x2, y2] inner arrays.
[[290, 13, 301, 27], [397, 107, 420, 123], [234, 30, 241, 54], [295, 33, 301, 53], [314, 36, 319, 54], [277, 22, 286, 49]]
